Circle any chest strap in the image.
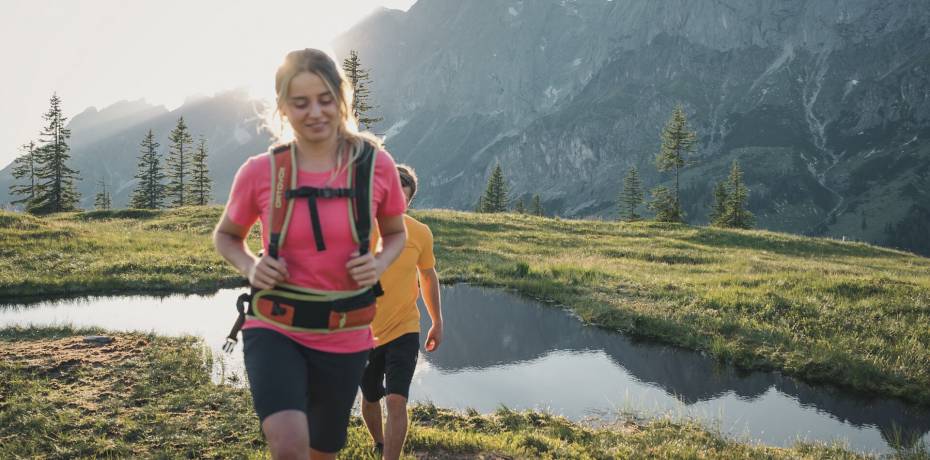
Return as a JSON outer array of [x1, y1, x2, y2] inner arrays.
[[268, 140, 376, 257], [285, 187, 355, 251]]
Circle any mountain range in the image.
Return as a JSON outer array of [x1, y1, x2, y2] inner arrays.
[[2, 0, 928, 255], [335, 0, 930, 255], [0, 90, 273, 212]]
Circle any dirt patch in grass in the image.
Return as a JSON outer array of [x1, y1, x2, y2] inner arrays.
[[412, 453, 513, 459], [0, 334, 147, 372]]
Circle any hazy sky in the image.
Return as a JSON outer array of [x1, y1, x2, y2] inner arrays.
[[0, 0, 416, 169]]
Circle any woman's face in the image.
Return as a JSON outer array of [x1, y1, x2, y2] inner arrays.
[[281, 71, 340, 144]]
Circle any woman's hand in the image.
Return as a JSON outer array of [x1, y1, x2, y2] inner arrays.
[[346, 251, 385, 288], [247, 255, 290, 290]]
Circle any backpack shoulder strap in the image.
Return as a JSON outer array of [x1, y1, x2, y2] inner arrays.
[[268, 143, 296, 259], [351, 141, 377, 255]]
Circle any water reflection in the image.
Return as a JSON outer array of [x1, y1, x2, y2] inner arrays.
[[1, 285, 927, 454], [0, 289, 248, 383], [413, 285, 930, 453]]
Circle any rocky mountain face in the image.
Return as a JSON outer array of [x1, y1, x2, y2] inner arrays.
[[2, 0, 926, 255], [335, 0, 930, 255], [0, 90, 274, 209]]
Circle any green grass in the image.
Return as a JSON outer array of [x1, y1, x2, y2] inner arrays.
[[2, 207, 929, 406], [420, 211, 930, 406], [0, 207, 257, 300], [0, 326, 882, 459]]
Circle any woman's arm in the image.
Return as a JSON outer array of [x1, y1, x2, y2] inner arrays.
[[213, 211, 289, 289], [346, 214, 406, 287]]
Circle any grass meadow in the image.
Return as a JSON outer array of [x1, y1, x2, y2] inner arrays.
[[3, 207, 930, 457], [3, 207, 927, 405], [0, 325, 874, 459]]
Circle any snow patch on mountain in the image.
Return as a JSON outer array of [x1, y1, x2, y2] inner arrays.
[[383, 118, 409, 141]]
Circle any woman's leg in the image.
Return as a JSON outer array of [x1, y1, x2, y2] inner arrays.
[[304, 347, 370, 455], [262, 410, 309, 459], [243, 328, 312, 459]]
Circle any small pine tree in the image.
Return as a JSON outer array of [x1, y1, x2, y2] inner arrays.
[[30, 93, 81, 214], [166, 117, 193, 207], [648, 186, 681, 223], [530, 194, 543, 216], [655, 104, 696, 223], [480, 163, 509, 213], [188, 137, 212, 206], [130, 129, 166, 209], [619, 167, 643, 221], [9, 141, 39, 208], [709, 180, 729, 227], [722, 160, 753, 229], [514, 197, 526, 214], [342, 50, 383, 130], [94, 179, 112, 210], [883, 222, 894, 244]]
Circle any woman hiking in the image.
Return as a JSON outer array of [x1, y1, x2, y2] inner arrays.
[[213, 48, 407, 459]]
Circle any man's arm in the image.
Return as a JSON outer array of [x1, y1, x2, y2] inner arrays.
[[419, 267, 442, 351]]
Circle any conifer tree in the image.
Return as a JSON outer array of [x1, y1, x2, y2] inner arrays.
[[619, 166, 643, 221], [30, 93, 81, 214], [648, 186, 680, 223], [94, 179, 112, 210], [165, 117, 193, 207], [722, 160, 753, 229], [531, 194, 543, 216], [480, 163, 509, 213], [655, 104, 696, 223], [188, 137, 212, 206], [130, 130, 165, 209], [514, 197, 525, 214], [883, 205, 930, 255], [9, 141, 39, 208], [709, 180, 729, 227], [342, 50, 383, 130]]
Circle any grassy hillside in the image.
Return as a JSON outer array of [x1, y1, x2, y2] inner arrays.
[[0, 326, 869, 459], [0, 207, 252, 297], [1, 207, 929, 406]]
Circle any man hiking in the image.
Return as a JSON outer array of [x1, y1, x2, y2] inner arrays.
[[360, 164, 443, 460]]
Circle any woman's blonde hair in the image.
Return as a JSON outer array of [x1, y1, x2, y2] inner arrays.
[[275, 48, 382, 176]]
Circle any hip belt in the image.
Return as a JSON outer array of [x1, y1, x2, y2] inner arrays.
[[223, 282, 382, 352]]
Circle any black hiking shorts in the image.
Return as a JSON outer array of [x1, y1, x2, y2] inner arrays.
[[242, 328, 369, 453], [360, 332, 420, 401]]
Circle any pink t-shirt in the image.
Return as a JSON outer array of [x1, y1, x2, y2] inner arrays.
[[224, 146, 407, 353]]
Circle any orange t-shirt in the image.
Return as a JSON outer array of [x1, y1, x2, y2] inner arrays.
[[372, 214, 435, 346]]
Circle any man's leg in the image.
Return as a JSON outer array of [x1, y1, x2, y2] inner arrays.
[[361, 397, 384, 447], [360, 345, 388, 452], [381, 333, 419, 460], [382, 393, 408, 460]]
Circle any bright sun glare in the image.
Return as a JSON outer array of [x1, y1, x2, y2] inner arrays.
[[0, 0, 416, 167]]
